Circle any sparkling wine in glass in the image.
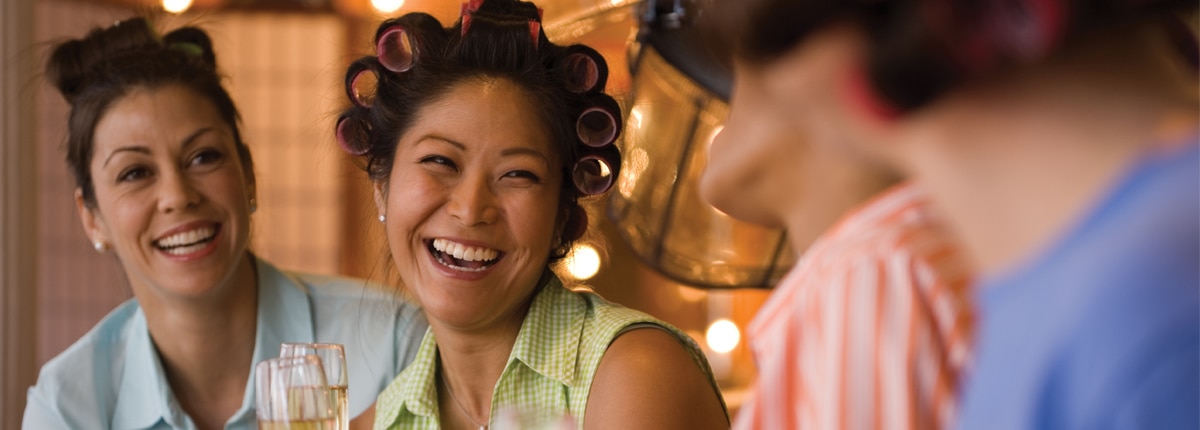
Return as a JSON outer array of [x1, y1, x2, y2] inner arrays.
[[280, 343, 348, 430], [255, 355, 336, 429]]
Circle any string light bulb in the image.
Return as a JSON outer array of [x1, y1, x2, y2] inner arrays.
[[162, 0, 192, 14], [371, 0, 404, 14], [705, 319, 740, 354], [565, 243, 602, 280]]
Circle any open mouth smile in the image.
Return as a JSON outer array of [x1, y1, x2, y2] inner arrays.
[[428, 238, 503, 273], [154, 225, 219, 256]]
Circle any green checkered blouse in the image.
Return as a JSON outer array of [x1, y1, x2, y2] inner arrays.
[[373, 276, 726, 429]]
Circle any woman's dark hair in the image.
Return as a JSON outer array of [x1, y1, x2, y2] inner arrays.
[[707, 0, 1197, 112], [337, 0, 623, 260], [46, 17, 251, 208]]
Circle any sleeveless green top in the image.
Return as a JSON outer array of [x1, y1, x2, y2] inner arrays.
[[373, 276, 726, 429]]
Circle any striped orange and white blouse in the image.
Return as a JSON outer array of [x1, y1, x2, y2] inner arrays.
[[734, 183, 975, 430]]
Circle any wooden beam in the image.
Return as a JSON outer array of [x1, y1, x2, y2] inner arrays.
[[1, 0, 39, 425]]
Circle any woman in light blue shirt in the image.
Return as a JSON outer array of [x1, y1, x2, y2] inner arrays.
[[22, 17, 427, 429]]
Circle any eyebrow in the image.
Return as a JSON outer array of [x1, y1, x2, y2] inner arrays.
[[419, 134, 551, 163], [101, 127, 221, 168]]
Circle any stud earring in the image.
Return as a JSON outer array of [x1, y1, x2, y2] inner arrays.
[[249, 197, 257, 214], [93, 241, 108, 253], [379, 214, 386, 223]]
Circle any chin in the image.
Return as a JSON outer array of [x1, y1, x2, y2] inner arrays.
[[424, 298, 491, 328], [703, 187, 779, 229], [699, 175, 738, 213], [731, 208, 784, 230]]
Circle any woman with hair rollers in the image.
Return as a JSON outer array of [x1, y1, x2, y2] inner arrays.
[[334, 0, 728, 428]]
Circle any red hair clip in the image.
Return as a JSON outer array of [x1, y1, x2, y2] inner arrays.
[[460, 0, 483, 36], [843, 65, 899, 122], [528, 20, 541, 49]]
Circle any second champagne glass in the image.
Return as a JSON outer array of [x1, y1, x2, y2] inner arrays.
[[255, 355, 335, 429], [280, 343, 348, 430]]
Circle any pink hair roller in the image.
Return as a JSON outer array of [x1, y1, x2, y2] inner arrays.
[[376, 26, 415, 73]]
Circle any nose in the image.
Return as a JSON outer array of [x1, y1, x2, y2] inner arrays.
[[157, 167, 201, 213], [446, 173, 499, 227]]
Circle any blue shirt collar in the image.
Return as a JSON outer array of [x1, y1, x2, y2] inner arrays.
[[112, 309, 177, 429], [111, 256, 316, 429]]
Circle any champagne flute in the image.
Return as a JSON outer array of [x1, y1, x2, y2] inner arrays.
[[280, 343, 349, 430], [255, 355, 336, 429]]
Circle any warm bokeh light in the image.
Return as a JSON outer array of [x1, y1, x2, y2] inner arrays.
[[704, 125, 724, 151], [371, 0, 404, 14], [566, 244, 601, 280], [162, 0, 192, 14], [706, 319, 740, 354], [619, 147, 648, 198], [678, 285, 706, 303]]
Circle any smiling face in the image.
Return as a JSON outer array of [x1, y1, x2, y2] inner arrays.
[[375, 77, 564, 331], [80, 84, 256, 302]]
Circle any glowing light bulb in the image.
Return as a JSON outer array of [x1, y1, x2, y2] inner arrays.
[[705, 319, 740, 354], [162, 0, 192, 14], [566, 244, 601, 280], [371, 0, 404, 14]]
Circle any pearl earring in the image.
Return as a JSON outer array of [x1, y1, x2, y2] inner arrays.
[[379, 214, 386, 223], [93, 241, 108, 252], [249, 197, 257, 213]]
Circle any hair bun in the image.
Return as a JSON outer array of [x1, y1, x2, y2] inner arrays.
[[45, 18, 218, 105], [47, 18, 159, 104], [163, 26, 218, 71], [46, 39, 90, 104]]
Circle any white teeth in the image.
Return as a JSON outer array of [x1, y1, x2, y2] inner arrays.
[[164, 242, 208, 256], [156, 227, 215, 249], [432, 238, 498, 262]]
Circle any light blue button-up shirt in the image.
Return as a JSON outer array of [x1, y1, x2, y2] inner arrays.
[[22, 257, 427, 429]]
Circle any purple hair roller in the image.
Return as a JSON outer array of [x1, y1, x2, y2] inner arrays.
[[345, 62, 377, 108], [572, 145, 621, 196], [376, 26, 415, 73], [576, 106, 619, 148], [335, 115, 371, 156]]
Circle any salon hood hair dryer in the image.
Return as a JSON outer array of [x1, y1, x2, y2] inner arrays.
[[605, 0, 795, 289]]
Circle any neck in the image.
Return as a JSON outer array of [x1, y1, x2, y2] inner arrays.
[[768, 126, 902, 253], [141, 254, 259, 429], [780, 157, 898, 255], [900, 23, 1199, 274], [431, 294, 533, 430]]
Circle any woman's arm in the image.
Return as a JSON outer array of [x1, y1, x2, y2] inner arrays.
[[583, 328, 728, 429], [349, 403, 376, 430]]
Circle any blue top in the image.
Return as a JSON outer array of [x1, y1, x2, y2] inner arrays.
[[22, 257, 428, 430], [957, 140, 1200, 429]]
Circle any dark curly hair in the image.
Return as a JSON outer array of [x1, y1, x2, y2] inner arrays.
[[336, 0, 622, 261], [45, 17, 251, 208]]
